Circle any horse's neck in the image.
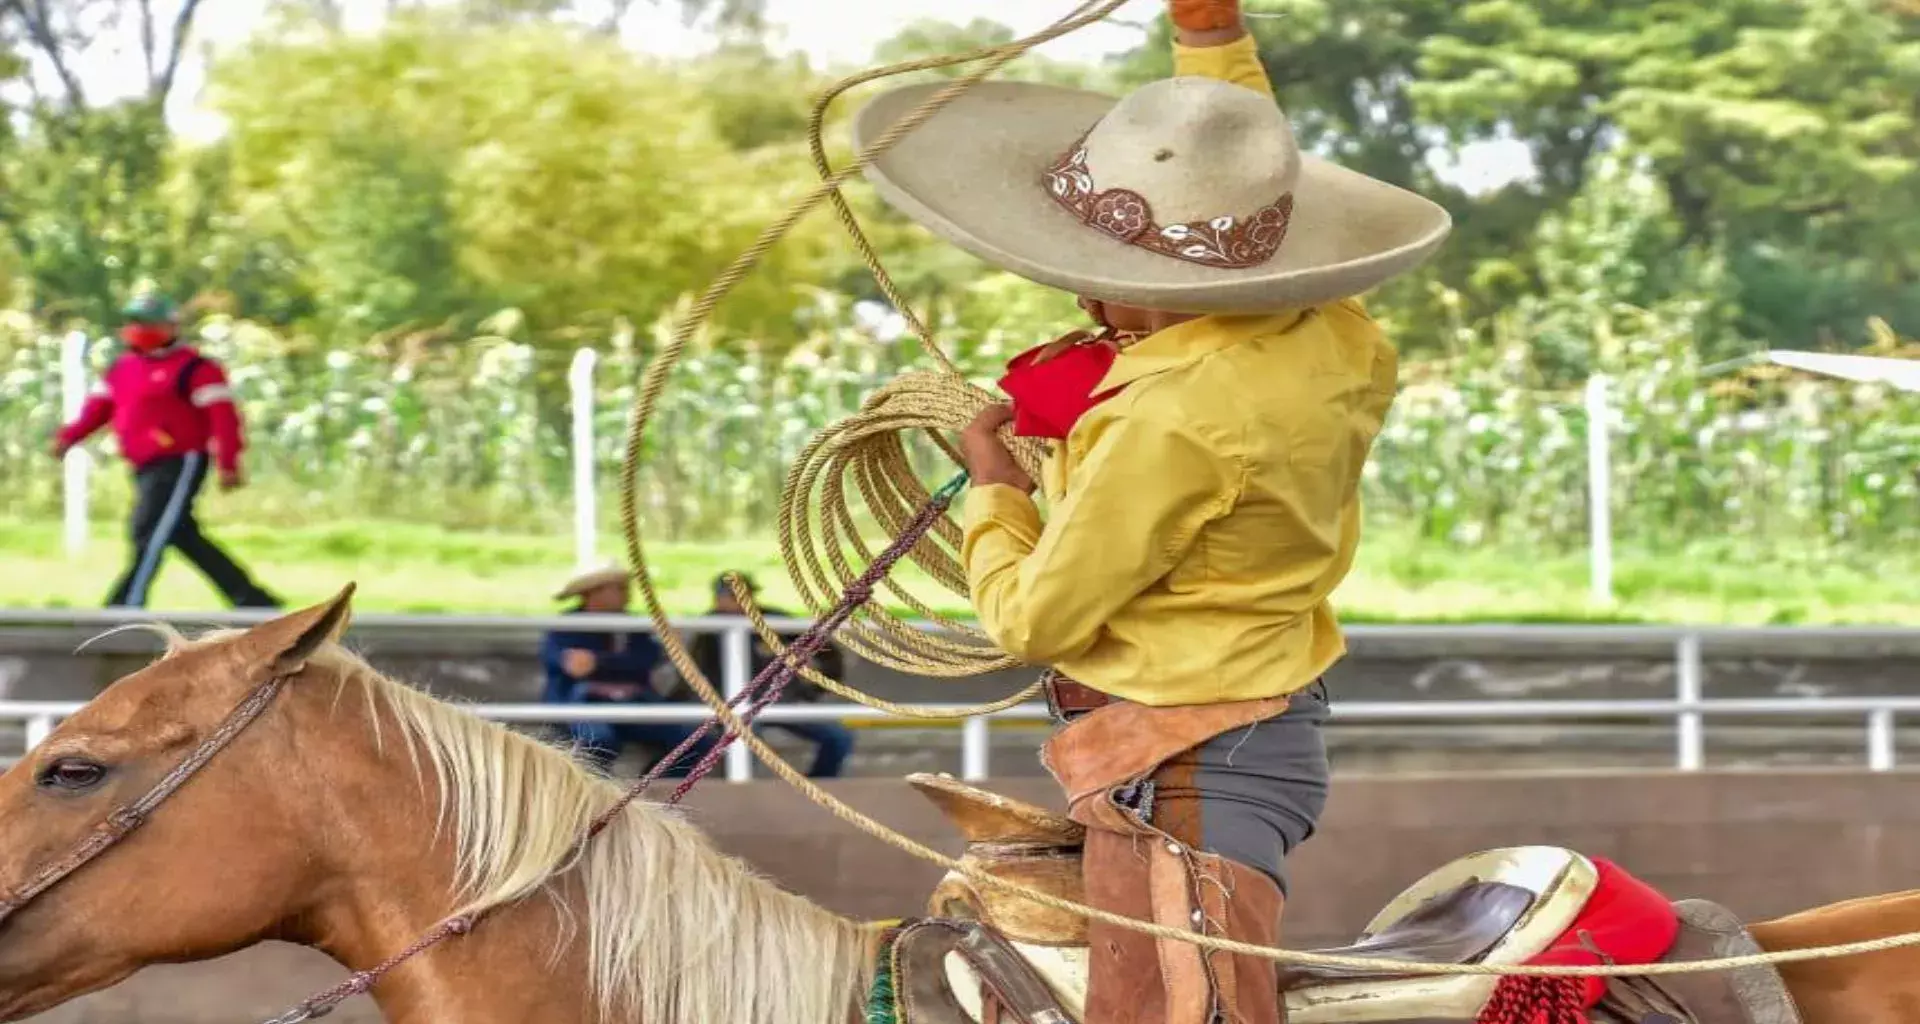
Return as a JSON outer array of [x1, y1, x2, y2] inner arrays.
[[284, 681, 874, 1024], [318, 886, 599, 1024], [293, 793, 602, 1022], [303, 822, 874, 1024]]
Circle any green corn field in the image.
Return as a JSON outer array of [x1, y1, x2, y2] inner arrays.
[[2, 304, 1915, 553]]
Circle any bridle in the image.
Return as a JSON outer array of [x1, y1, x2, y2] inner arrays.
[[0, 663, 471, 1023], [0, 670, 295, 929], [0, 477, 956, 1021], [0, 604, 877, 1022]]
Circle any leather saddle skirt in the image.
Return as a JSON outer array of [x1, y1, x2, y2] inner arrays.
[[896, 773, 1804, 1024]]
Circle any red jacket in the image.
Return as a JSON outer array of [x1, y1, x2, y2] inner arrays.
[[57, 346, 246, 473]]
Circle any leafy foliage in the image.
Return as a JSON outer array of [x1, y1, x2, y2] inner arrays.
[[0, 103, 176, 327], [0, 2, 1916, 575], [1110, 0, 1920, 356], [1411, 0, 1920, 349], [204, 14, 857, 343]]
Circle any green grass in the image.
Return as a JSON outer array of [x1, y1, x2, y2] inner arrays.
[[2, 516, 1915, 625]]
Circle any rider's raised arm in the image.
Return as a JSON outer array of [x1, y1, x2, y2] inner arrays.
[[1171, 1, 1275, 101]]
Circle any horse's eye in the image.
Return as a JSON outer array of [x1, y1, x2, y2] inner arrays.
[[36, 759, 107, 792]]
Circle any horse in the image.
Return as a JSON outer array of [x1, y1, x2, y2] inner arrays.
[[0, 588, 1917, 1024], [0, 589, 874, 1023]]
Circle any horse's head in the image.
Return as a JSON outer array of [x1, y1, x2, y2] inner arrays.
[[0, 588, 354, 1019]]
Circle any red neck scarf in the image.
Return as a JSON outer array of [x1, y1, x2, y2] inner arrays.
[[998, 330, 1133, 440]]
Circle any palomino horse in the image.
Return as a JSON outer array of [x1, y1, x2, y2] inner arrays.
[[0, 589, 1911, 1024], [0, 591, 874, 1023]]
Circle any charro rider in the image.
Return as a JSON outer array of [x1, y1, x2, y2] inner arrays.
[[855, 2, 1450, 1022]]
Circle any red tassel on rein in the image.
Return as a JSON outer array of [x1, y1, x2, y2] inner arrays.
[[1476, 976, 1589, 1024]]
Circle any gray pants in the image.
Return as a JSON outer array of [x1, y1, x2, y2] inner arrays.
[[1140, 680, 1331, 896]]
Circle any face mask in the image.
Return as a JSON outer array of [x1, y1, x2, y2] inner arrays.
[[120, 323, 176, 352]]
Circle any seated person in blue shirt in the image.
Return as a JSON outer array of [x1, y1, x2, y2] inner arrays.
[[541, 565, 718, 777], [685, 572, 855, 778]]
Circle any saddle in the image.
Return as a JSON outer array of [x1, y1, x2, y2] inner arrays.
[[897, 773, 1804, 1024]]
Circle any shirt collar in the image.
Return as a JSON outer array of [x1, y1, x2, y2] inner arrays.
[[1094, 310, 1311, 394]]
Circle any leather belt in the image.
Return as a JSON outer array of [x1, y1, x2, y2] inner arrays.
[[1041, 670, 1115, 722]]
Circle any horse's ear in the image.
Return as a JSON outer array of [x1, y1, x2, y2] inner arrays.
[[235, 584, 357, 677]]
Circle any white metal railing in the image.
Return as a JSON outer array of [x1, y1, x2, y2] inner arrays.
[[9, 607, 1920, 643], [2, 695, 1918, 782], [5, 609, 1920, 780]]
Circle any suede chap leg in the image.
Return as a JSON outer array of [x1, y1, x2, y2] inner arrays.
[[1044, 698, 1298, 1024]]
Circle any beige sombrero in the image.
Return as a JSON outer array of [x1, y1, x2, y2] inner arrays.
[[554, 564, 629, 601], [853, 76, 1451, 313]]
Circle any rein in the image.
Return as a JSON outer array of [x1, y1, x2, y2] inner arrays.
[[0, 476, 960, 1022], [0, 670, 294, 928], [257, 473, 969, 1024]]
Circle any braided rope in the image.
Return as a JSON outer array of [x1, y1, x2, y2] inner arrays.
[[768, 13, 1053, 685], [634, 0, 1098, 710], [615, 0, 1920, 980], [262, 487, 967, 1022]]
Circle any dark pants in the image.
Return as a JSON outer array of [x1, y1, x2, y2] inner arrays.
[[106, 453, 277, 609], [1164, 679, 1331, 897], [572, 692, 722, 778], [761, 720, 855, 778]]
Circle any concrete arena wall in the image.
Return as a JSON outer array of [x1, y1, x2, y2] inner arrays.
[[28, 770, 1920, 1022]]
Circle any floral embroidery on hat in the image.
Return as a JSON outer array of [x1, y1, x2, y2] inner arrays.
[[1043, 138, 1295, 269]]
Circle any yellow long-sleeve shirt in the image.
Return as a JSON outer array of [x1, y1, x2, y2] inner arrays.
[[960, 35, 1399, 707]]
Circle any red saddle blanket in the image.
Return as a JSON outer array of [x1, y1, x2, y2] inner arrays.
[[1479, 857, 1681, 1024]]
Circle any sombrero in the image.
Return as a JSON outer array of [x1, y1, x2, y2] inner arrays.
[[853, 76, 1451, 313], [554, 564, 629, 601]]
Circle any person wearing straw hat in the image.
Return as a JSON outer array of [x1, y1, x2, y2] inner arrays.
[[855, 2, 1449, 1022], [541, 565, 718, 777]]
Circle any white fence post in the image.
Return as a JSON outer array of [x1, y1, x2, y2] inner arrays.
[[961, 716, 991, 781], [1675, 633, 1704, 771], [1585, 374, 1613, 606], [723, 626, 753, 782], [1869, 710, 1897, 772], [568, 348, 599, 571], [60, 331, 91, 559], [24, 715, 54, 753]]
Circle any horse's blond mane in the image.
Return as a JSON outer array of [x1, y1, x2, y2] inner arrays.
[[161, 627, 874, 1024]]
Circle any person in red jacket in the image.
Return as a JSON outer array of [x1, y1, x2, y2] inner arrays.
[[52, 293, 280, 609]]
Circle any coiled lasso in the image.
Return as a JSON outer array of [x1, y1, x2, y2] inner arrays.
[[615, 0, 1920, 978]]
